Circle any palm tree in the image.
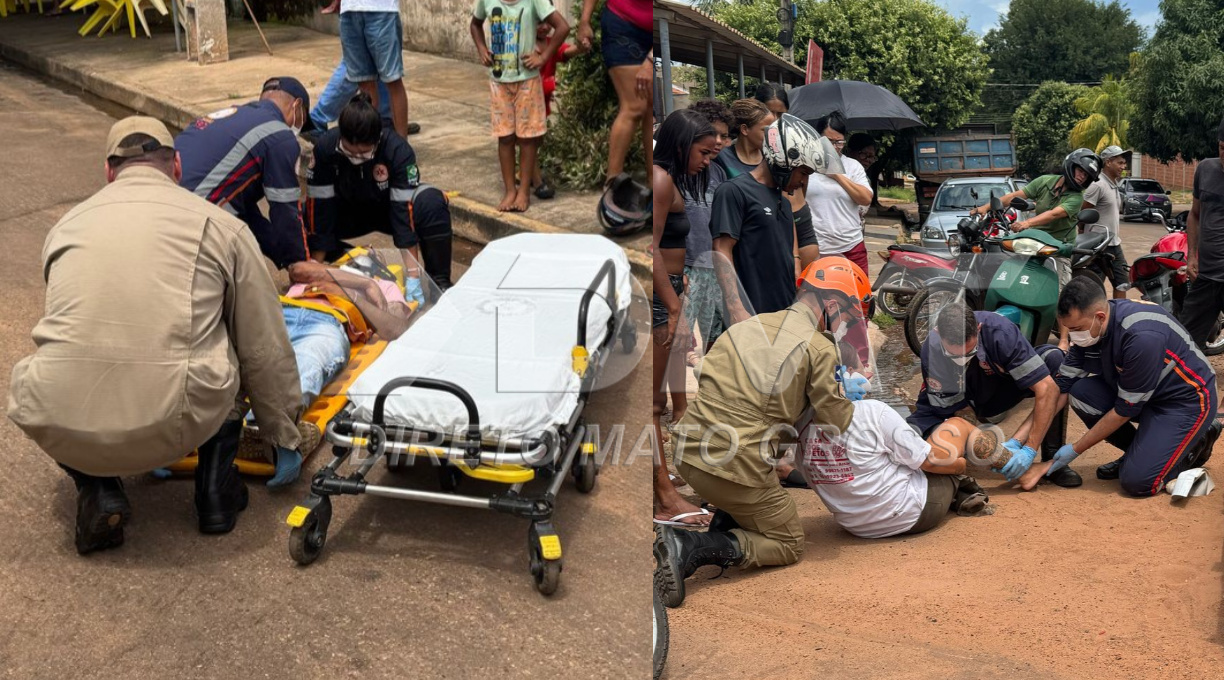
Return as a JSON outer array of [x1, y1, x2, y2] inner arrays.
[[1069, 75, 1131, 152]]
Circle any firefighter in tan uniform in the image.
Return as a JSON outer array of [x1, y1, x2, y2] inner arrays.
[[8, 117, 303, 554], [654, 258, 874, 607]]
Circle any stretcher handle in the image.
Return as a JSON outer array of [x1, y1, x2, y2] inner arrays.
[[577, 258, 618, 348], [371, 377, 483, 456]]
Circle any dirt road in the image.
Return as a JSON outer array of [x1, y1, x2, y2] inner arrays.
[[0, 63, 650, 679], [664, 210, 1224, 679]]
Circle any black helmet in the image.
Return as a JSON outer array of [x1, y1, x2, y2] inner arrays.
[[1062, 148, 1102, 191], [598, 173, 651, 236]]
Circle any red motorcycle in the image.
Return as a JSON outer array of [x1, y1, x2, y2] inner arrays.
[[873, 207, 1017, 319], [1129, 209, 1224, 354]]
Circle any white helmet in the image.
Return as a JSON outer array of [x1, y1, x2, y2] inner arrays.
[[762, 113, 839, 187]]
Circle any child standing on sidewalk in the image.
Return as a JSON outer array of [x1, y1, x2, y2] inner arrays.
[[470, 0, 569, 212], [530, 19, 585, 199]]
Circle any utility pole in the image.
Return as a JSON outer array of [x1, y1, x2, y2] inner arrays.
[[777, 0, 795, 64]]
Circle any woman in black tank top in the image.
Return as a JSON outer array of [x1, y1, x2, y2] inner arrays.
[[652, 109, 718, 527]]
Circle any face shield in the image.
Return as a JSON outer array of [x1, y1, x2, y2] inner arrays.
[[798, 283, 877, 400]]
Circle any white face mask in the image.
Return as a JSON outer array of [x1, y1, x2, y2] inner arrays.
[[949, 353, 974, 366], [289, 104, 303, 138], [1069, 316, 1104, 347]]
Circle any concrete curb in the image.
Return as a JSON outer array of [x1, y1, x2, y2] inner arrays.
[[0, 38, 652, 285], [449, 196, 652, 283]]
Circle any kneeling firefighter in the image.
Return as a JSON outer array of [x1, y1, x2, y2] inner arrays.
[[305, 93, 453, 302]]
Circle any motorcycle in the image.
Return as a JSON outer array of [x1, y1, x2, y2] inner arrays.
[[904, 200, 1095, 355], [654, 587, 668, 679], [902, 194, 1025, 354], [873, 204, 1017, 319], [1128, 209, 1224, 355]]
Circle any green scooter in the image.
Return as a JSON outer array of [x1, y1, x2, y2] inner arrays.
[[905, 203, 1097, 351], [983, 208, 1097, 345]]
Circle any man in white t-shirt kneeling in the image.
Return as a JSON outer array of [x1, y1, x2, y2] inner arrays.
[[797, 401, 988, 538]]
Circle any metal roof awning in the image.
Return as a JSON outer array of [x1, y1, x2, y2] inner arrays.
[[654, 0, 805, 114]]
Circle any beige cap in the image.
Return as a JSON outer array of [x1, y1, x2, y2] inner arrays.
[[105, 116, 175, 158]]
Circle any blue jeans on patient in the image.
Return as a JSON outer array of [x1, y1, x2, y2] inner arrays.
[[310, 61, 393, 131], [283, 306, 350, 407]]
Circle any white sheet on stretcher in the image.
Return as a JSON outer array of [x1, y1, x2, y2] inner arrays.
[[348, 233, 634, 441]]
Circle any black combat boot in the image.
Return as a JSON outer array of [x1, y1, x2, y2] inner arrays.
[[653, 526, 744, 608], [1186, 419, 1222, 469], [1041, 410, 1082, 488], [63, 466, 130, 555], [195, 420, 248, 534], [1096, 423, 1138, 480]]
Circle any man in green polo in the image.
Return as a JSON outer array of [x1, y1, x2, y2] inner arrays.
[[971, 148, 1103, 288]]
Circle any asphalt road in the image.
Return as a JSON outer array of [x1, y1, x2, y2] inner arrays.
[[0, 62, 650, 679]]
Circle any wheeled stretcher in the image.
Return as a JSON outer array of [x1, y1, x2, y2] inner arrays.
[[285, 234, 637, 595]]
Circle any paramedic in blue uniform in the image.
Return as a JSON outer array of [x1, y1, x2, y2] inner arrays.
[[177, 77, 331, 284], [1046, 278, 1221, 496], [304, 94, 453, 303], [908, 303, 1077, 487]]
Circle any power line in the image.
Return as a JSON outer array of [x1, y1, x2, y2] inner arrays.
[[984, 82, 1103, 87]]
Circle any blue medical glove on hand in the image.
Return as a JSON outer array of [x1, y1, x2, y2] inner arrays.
[[1045, 443, 1080, 476], [1003, 438, 1024, 454], [997, 445, 1037, 481], [836, 366, 870, 401], [404, 277, 425, 307], [266, 447, 303, 489]]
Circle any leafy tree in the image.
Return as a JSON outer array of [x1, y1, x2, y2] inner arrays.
[[711, 0, 989, 133], [983, 0, 1144, 85], [1012, 81, 1093, 177], [1130, 0, 1224, 162], [1069, 76, 1131, 152]]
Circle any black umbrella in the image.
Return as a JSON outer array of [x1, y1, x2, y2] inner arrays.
[[787, 80, 925, 131]]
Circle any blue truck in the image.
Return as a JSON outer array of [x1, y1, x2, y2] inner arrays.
[[912, 133, 1017, 226]]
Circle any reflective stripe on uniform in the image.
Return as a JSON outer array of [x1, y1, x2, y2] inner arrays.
[[1070, 396, 1104, 416], [1120, 311, 1211, 367], [1009, 354, 1046, 382], [191, 121, 289, 200], [1117, 360, 1176, 406], [307, 185, 335, 199], [391, 183, 437, 203], [1059, 364, 1087, 378], [929, 391, 964, 408], [265, 186, 301, 203]]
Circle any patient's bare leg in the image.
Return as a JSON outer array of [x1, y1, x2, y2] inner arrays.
[[1018, 460, 1053, 491], [923, 417, 970, 473]]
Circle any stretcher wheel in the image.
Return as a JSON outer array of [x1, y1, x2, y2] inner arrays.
[[619, 322, 637, 354], [289, 511, 328, 565], [438, 465, 462, 492], [574, 455, 597, 493], [528, 522, 562, 596]]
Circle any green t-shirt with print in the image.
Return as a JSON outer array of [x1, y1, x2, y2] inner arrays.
[[1022, 174, 1084, 244], [472, 0, 555, 83]]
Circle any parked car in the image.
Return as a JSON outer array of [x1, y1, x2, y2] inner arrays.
[[918, 176, 1031, 249], [1119, 178, 1173, 221]]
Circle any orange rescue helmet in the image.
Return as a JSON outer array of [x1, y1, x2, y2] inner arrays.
[[797, 257, 873, 318]]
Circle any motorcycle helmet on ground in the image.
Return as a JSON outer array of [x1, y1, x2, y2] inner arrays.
[[762, 113, 837, 189], [598, 172, 652, 236], [1062, 148, 1102, 191]]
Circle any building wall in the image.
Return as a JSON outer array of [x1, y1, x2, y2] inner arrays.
[[304, 1, 579, 63], [1135, 153, 1199, 191]]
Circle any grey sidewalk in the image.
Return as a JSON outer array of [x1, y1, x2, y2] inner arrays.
[[0, 15, 651, 281]]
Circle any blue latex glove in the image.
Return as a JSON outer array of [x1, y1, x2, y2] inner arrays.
[[1003, 438, 1023, 453], [266, 447, 303, 489], [404, 276, 425, 307], [836, 366, 870, 401], [997, 444, 1036, 482], [1045, 443, 1080, 476]]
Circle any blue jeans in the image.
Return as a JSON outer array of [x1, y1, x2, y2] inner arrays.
[[310, 61, 393, 131], [340, 11, 404, 82], [601, 6, 651, 69], [283, 306, 350, 407]]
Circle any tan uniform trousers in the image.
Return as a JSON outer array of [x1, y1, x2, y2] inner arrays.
[[679, 461, 804, 568]]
